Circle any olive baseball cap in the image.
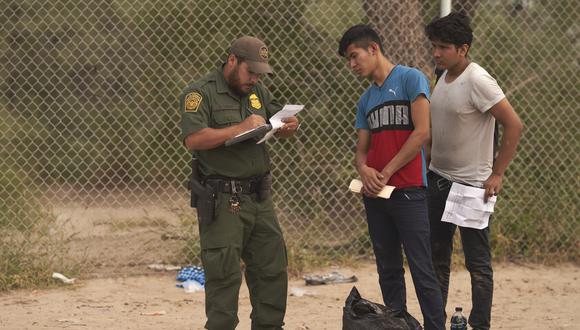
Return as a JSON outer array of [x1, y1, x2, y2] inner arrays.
[[229, 36, 273, 74]]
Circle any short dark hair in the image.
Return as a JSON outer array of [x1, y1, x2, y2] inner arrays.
[[338, 24, 385, 57], [425, 12, 473, 47]]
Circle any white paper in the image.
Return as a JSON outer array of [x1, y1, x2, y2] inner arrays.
[[52, 272, 76, 284], [441, 182, 497, 229], [349, 179, 395, 199], [257, 104, 304, 144]]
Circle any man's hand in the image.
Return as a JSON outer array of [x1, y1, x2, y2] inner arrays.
[[359, 165, 385, 197], [379, 169, 393, 187], [483, 173, 503, 203], [238, 114, 266, 132], [484, 98, 522, 203], [275, 116, 300, 138]]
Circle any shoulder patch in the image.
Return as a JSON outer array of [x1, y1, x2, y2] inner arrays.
[[185, 92, 202, 113], [249, 93, 262, 110]]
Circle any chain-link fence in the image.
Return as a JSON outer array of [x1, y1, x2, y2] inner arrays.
[[1, 0, 578, 287]]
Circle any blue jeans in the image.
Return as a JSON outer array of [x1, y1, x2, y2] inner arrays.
[[363, 188, 445, 330], [428, 171, 493, 330]]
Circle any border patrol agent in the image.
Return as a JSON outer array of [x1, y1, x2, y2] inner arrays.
[[179, 36, 299, 330]]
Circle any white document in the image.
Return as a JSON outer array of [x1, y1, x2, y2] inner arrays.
[[349, 179, 395, 199], [441, 182, 497, 229], [257, 104, 304, 144]]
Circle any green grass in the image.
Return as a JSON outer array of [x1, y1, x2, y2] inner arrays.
[[0, 166, 81, 291], [0, 226, 81, 291]]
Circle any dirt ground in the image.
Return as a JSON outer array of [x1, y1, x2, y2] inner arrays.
[[1, 262, 578, 330]]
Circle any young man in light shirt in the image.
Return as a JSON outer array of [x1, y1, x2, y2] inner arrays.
[[425, 12, 523, 330]]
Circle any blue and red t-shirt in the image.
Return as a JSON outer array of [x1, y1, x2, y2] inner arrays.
[[355, 65, 430, 189]]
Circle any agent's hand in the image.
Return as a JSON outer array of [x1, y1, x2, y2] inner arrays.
[[483, 173, 503, 203], [239, 114, 266, 132], [276, 116, 300, 138], [281, 116, 299, 131], [359, 165, 385, 197]]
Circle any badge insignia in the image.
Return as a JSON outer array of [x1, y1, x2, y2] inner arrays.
[[249, 93, 262, 109], [185, 92, 202, 113], [259, 46, 269, 59]]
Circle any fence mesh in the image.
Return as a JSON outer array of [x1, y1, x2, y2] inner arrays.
[[0, 0, 578, 282]]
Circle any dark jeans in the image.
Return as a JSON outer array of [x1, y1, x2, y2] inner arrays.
[[427, 171, 493, 330], [363, 188, 445, 330]]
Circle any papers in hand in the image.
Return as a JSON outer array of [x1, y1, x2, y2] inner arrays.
[[441, 182, 497, 229], [257, 104, 304, 144], [349, 179, 395, 199]]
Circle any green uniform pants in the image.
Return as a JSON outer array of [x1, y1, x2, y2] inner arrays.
[[199, 192, 288, 330]]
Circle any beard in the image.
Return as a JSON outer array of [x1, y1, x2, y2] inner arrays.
[[227, 64, 253, 96]]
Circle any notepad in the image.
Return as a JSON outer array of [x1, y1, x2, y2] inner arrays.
[[224, 124, 272, 147]]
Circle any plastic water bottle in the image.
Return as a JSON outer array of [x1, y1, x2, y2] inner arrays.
[[450, 307, 467, 330], [182, 280, 204, 293]]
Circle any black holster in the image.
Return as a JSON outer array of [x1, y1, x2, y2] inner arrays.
[[193, 182, 216, 226], [256, 173, 272, 202], [189, 156, 216, 225]]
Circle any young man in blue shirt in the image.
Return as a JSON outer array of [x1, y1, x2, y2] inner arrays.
[[338, 25, 445, 330]]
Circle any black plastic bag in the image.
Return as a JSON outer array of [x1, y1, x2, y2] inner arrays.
[[342, 286, 422, 330]]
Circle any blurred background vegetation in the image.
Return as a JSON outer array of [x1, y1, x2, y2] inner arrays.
[[0, 0, 577, 290]]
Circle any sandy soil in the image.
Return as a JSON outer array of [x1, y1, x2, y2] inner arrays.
[[1, 262, 578, 330]]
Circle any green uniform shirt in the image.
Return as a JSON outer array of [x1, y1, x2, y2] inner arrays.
[[180, 68, 283, 178]]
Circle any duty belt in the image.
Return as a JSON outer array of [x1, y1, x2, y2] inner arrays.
[[204, 178, 259, 194]]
